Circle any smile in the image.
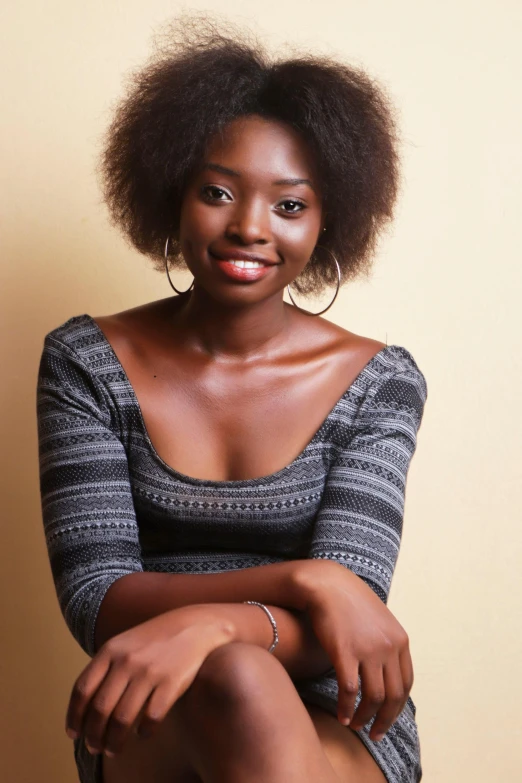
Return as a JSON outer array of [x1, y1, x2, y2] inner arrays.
[[209, 252, 277, 282], [227, 259, 267, 268]]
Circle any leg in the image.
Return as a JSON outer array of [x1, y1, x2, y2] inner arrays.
[[102, 642, 387, 783], [179, 642, 386, 783], [179, 642, 342, 782], [303, 704, 387, 783], [101, 641, 337, 783], [101, 696, 201, 783]]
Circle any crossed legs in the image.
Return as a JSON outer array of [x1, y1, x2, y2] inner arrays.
[[102, 641, 387, 783]]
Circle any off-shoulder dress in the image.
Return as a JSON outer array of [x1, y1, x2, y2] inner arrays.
[[36, 314, 427, 783]]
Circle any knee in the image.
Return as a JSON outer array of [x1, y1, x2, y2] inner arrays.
[[184, 641, 280, 712]]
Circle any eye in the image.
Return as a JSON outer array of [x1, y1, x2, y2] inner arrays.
[[201, 185, 232, 202], [278, 199, 306, 214]]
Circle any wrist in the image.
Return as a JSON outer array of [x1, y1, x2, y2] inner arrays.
[[170, 603, 237, 646], [243, 601, 279, 653], [210, 603, 280, 650], [291, 559, 348, 609]]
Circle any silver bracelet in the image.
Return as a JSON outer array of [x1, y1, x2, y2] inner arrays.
[[243, 601, 279, 654]]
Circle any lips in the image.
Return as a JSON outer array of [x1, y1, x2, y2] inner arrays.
[[208, 247, 281, 282], [209, 249, 280, 266], [209, 251, 279, 282]]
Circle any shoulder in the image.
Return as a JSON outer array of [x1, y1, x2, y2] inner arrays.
[[42, 299, 168, 359], [38, 314, 115, 422], [39, 312, 120, 396], [92, 298, 176, 359], [358, 344, 428, 437], [293, 312, 427, 401], [41, 313, 100, 364], [370, 344, 427, 403], [321, 319, 426, 390], [295, 311, 386, 371], [314, 319, 427, 417]]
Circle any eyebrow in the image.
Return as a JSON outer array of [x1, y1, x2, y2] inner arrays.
[[203, 163, 315, 189]]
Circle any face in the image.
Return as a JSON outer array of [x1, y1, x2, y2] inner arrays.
[[178, 114, 324, 306]]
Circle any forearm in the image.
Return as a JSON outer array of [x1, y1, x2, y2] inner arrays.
[[216, 601, 333, 681], [94, 563, 333, 680]]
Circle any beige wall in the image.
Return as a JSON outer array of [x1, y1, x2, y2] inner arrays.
[[2, 2, 521, 781]]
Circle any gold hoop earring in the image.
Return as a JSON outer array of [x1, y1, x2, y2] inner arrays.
[[164, 238, 195, 295], [286, 247, 341, 316]]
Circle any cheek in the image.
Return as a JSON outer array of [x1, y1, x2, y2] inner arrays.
[[179, 198, 224, 245], [276, 215, 322, 261], [178, 198, 228, 270]]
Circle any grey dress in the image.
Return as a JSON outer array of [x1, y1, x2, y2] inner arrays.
[[37, 314, 427, 783]]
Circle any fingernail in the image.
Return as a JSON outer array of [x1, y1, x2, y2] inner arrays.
[[66, 728, 79, 740], [85, 741, 100, 755], [374, 733, 385, 742], [104, 749, 116, 758], [341, 717, 351, 726]]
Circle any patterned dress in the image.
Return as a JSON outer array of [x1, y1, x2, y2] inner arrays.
[[36, 314, 427, 783]]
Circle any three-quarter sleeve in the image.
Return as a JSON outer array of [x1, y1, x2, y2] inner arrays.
[[37, 334, 144, 657], [307, 356, 427, 603]]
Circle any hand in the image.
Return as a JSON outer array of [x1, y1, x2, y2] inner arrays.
[[65, 605, 233, 757], [296, 560, 413, 742]]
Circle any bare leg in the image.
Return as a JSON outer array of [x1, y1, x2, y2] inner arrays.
[[102, 641, 386, 783], [178, 642, 382, 783]]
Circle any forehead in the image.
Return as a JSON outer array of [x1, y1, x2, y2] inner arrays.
[[203, 114, 320, 185]]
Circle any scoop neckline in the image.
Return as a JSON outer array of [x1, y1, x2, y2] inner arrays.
[[83, 313, 395, 488]]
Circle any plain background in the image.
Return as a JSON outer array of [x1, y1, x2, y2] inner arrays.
[[1, 2, 521, 781]]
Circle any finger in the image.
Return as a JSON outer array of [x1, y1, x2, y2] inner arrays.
[[350, 661, 385, 732], [104, 677, 156, 755], [399, 645, 414, 698], [395, 646, 414, 718], [82, 665, 131, 754], [66, 652, 112, 739], [137, 678, 183, 739], [334, 658, 360, 726], [369, 661, 405, 741]]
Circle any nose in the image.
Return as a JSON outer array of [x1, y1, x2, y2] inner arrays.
[[225, 197, 271, 245]]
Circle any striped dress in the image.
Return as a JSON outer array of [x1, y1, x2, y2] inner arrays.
[[36, 314, 427, 783]]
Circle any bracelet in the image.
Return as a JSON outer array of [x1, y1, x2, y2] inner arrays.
[[243, 601, 279, 654]]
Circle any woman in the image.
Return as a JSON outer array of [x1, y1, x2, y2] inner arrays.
[[37, 17, 427, 783]]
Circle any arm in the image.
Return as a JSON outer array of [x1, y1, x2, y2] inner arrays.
[[95, 569, 332, 680], [294, 350, 428, 738], [37, 331, 331, 679], [305, 351, 428, 603]]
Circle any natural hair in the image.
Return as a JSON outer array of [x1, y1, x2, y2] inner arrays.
[[100, 14, 401, 296]]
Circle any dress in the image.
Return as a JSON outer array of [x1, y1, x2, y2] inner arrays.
[[36, 314, 428, 783]]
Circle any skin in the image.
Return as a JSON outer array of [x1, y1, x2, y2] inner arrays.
[[94, 114, 386, 483], [88, 113, 394, 781], [102, 642, 388, 783]]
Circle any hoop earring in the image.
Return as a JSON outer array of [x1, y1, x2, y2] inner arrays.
[[286, 247, 341, 316], [164, 238, 195, 295]]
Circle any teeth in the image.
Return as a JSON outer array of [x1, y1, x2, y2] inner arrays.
[[228, 260, 265, 268]]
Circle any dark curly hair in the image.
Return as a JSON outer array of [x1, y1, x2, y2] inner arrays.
[[100, 14, 400, 296]]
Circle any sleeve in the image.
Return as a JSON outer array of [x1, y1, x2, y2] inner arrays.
[[36, 333, 144, 657], [307, 356, 428, 603]]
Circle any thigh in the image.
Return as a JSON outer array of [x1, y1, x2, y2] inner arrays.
[[304, 703, 387, 783], [182, 642, 387, 783], [101, 698, 201, 783], [101, 644, 386, 783]]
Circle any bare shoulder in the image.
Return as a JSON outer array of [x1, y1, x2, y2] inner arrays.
[[93, 297, 171, 328], [92, 298, 174, 350], [302, 313, 387, 367], [333, 322, 386, 360]]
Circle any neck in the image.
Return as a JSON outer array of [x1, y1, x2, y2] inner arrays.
[[171, 285, 292, 362]]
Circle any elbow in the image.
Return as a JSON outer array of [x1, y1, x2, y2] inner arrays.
[[60, 566, 143, 657]]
